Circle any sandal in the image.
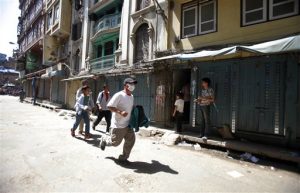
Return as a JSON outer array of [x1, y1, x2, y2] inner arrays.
[[84, 133, 92, 139], [70, 129, 75, 137]]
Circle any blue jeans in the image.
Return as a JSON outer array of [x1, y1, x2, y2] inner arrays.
[[72, 111, 90, 134]]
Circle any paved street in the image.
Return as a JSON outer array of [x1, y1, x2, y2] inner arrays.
[[0, 95, 299, 192]]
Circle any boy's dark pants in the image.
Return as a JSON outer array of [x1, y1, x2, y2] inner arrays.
[[176, 112, 184, 133]]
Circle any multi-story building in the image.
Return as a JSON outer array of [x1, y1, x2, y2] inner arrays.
[[160, 0, 300, 147], [17, 0, 72, 105], [16, 0, 300, 148], [101, 0, 170, 123], [17, 0, 45, 101], [64, 0, 124, 108], [42, 0, 71, 104]]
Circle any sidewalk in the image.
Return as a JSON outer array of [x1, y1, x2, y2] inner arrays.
[[24, 97, 63, 109], [27, 99, 300, 165]]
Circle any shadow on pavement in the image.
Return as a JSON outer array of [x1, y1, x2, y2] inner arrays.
[[75, 134, 102, 147], [106, 156, 179, 175]]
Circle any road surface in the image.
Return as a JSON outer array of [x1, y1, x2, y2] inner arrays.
[[0, 96, 299, 192]]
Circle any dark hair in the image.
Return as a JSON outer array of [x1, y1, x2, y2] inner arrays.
[[176, 92, 184, 99], [81, 85, 90, 91], [81, 80, 88, 86], [201, 77, 211, 86]]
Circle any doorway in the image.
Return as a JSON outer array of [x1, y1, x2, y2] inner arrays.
[[173, 69, 191, 123]]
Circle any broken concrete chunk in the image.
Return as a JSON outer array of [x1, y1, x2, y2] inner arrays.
[[194, 143, 202, 151], [160, 132, 181, 146]]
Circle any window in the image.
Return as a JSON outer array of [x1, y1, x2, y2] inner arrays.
[[242, 0, 267, 25], [181, 0, 217, 38], [199, 1, 216, 34], [182, 5, 197, 37], [134, 23, 149, 62], [136, 0, 151, 11], [115, 38, 119, 50], [97, 45, 102, 58], [47, 10, 53, 30], [71, 22, 82, 41], [54, 3, 60, 23], [242, 0, 299, 26], [269, 0, 299, 20], [75, 0, 83, 11], [104, 41, 114, 56]]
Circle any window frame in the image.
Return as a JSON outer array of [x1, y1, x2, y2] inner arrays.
[[54, 3, 60, 23], [242, 0, 267, 26], [47, 10, 53, 30], [182, 5, 198, 38], [269, 0, 299, 20], [181, 0, 217, 39], [136, 0, 151, 11], [241, 0, 300, 27], [198, 0, 217, 35]]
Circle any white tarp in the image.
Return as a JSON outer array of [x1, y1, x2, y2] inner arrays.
[[152, 35, 300, 61]]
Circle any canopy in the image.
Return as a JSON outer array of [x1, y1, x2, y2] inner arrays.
[[0, 66, 19, 74], [41, 70, 65, 79], [151, 35, 300, 62], [2, 83, 15, 87], [61, 74, 94, 81]]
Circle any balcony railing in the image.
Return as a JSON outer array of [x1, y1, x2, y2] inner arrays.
[[90, 55, 115, 72], [94, 13, 121, 35]]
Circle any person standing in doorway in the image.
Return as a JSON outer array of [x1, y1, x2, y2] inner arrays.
[[182, 82, 191, 123], [71, 85, 95, 139], [75, 80, 88, 135], [99, 78, 137, 163], [92, 85, 112, 134], [173, 92, 184, 133], [194, 78, 215, 139]]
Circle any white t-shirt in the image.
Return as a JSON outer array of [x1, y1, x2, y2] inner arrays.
[[175, 99, 184, 113], [107, 91, 134, 128]]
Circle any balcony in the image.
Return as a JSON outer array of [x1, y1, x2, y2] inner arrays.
[[46, 0, 71, 37], [90, 55, 115, 73], [93, 13, 121, 36]]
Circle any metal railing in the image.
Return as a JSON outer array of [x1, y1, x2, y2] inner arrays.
[[94, 13, 121, 35], [90, 55, 115, 72]]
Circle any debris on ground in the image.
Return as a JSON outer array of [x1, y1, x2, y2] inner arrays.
[[193, 143, 202, 151], [240, 152, 260, 163], [160, 132, 181, 146], [57, 110, 67, 116], [177, 141, 193, 147]]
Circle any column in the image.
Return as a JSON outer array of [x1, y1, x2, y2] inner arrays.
[[81, 0, 89, 71]]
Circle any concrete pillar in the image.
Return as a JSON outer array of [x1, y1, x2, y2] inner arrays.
[[88, 20, 95, 59], [119, 0, 131, 65], [81, 0, 89, 70]]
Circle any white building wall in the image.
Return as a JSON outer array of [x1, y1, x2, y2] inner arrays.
[[117, 0, 169, 67]]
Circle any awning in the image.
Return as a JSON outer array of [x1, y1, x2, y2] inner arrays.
[[24, 69, 46, 78], [150, 35, 300, 62], [41, 70, 65, 79], [61, 74, 94, 81], [0, 66, 19, 74], [2, 83, 15, 87]]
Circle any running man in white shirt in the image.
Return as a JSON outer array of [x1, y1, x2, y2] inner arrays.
[[99, 77, 137, 163]]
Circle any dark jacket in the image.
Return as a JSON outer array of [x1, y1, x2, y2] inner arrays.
[[129, 105, 149, 132]]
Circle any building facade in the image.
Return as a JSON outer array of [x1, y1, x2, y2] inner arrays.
[[17, 0, 300, 148], [163, 0, 300, 147]]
